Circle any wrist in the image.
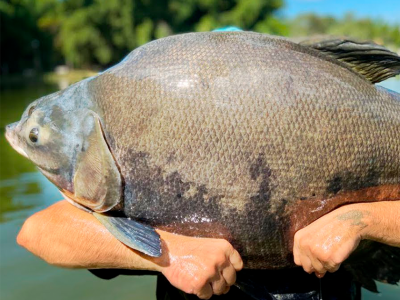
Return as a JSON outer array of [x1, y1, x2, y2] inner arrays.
[[144, 229, 178, 273], [343, 203, 375, 241], [334, 203, 372, 240]]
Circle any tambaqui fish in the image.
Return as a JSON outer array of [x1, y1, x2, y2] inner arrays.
[[5, 32, 400, 290]]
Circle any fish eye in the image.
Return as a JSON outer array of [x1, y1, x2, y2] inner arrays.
[[29, 128, 39, 143], [28, 105, 36, 117]]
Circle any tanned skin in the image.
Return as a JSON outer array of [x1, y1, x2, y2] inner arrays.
[[293, 201, 400, 278], [17, 200, 400, 299], [17, 200, 243, 299]]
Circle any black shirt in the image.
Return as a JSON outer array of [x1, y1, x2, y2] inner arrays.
[[90, 268, 361, 300]]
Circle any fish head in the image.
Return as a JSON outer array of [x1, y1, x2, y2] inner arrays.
[[5, 80, 122, 212], [5, 91, 80, 191]]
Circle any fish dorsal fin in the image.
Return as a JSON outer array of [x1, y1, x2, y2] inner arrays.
[[296, 36, 400, 83]]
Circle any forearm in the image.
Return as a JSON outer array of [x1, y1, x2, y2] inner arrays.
[[17, 200, 243, 299], [358, 200, 400, 247], [293, 200, 400, 276], [17, 200, 163, 270]]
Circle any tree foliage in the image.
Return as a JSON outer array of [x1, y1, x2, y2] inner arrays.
[[1, 0, 286, 72], [0, 0, 56, 74], [1, 1, 399, 73]]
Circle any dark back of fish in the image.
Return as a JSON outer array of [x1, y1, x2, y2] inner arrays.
[[89, 32, 400, 268]]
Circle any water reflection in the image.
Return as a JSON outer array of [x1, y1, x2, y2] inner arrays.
[[0, 83, 57, 222]]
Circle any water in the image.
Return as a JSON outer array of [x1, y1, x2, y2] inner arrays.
[[0, 78, 399, 300]]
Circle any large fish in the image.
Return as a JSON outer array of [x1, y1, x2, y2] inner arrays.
[[5, 32, 400, 289]]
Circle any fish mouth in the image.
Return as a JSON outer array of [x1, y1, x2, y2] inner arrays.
[[5, 122, 28, 158]]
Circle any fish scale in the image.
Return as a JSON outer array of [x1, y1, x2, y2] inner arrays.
[[5, 32, 400, 284], [91, 34, 400, 261]]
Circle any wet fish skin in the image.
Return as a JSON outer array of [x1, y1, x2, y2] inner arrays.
[[88, 32, 400, 267], [5, 32, 400, 270]]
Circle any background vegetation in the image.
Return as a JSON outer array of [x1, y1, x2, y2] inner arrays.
[[1, 0, 399, 75]]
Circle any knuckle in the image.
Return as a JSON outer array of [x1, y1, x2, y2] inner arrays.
[[192, 277, 206, 291], [219, 239, 231, 249], [204, 265, 216, 278], [319, 254, 329, 263], [310, 245, 319, 254], [322, 257, 341, 272], [298, 238, 309, 250], [216, 253, 227, 265], [318, 250, 331, 263], [331, 255, 343, 266], [182, 286, 195, 295], [209, 251, 224, 264]]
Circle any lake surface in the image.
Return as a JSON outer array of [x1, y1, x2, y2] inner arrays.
[[0, 77, 399, 300]]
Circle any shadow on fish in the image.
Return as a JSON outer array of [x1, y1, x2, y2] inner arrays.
[[5, 32, 400, 296]]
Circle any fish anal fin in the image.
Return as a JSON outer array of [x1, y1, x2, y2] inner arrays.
[[93, 213, 162, 257]]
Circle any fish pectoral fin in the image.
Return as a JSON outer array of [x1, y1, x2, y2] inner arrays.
[[296, 36, 400, 83], [73, 111, 122, 212], [93, 213, 162, 257]]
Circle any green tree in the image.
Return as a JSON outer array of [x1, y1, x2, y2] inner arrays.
[[0, 0, 57, 74], [53, 0, 287, 68]]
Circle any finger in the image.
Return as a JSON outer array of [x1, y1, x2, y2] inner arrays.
[[228, 248, 243, 271], [223, 285, 231, 294], [197, 283, 213, 300], [320, 254, 341, 273], [315, 272, 325, 278], [308, 255, 326, 275], [222, 264, 236, 286], [323, 261, 341, 273], [293, 236, 302, 266], [301, 256, 314, 274], [211, 273, 228, 295], [293, 245, 301, 266]]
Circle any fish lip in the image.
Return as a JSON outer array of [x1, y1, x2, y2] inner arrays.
[[5, 122, 28, 158]]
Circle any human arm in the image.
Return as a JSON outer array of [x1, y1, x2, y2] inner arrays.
[[17, 200, 243, 299], [293, 201, 400, 277]]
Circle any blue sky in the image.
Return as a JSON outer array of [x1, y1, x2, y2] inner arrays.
[[282, 0, 400, 23]]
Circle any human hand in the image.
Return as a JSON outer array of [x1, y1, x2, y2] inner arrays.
[[155, 231, 243, 299], [293, 204, 369, 278]]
